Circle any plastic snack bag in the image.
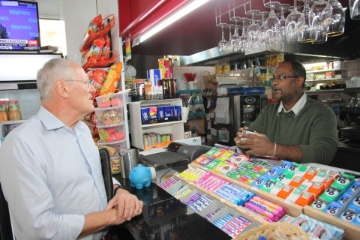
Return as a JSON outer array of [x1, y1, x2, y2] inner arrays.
[[100, 62, 122, 95]]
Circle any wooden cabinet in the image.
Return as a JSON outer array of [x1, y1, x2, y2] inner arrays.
[[129, 98, 184, 150]]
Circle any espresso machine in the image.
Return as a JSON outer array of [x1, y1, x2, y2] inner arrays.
[[340, 97, 360, 147]]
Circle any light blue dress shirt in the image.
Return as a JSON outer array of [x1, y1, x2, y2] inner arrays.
[[0, 106, 108, 240]]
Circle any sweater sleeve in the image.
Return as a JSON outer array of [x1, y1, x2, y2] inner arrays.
[[300, 105, 339, 164]]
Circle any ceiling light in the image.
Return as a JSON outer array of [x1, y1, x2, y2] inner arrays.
[[139, 0, 210, 43]]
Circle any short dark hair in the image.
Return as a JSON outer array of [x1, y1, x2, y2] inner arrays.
[[283, 60, 306, 87]]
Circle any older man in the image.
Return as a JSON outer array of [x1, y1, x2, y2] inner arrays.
[[0, 58, 143, 239]]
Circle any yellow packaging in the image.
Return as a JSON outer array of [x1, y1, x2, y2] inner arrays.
[[100, 62, 122, 95]]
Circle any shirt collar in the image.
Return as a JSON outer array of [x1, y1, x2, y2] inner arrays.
[[277, 93, 307, 117], [38, 106, 83, 131]]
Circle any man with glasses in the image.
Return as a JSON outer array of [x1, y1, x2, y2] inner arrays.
[[235, 60, 338, 164], [0, 58, 143, 239]]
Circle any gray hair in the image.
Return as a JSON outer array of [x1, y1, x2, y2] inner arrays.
[[37, 58, 79, 100]]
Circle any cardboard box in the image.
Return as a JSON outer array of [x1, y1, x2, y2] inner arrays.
[[147, 69, 161, 86]]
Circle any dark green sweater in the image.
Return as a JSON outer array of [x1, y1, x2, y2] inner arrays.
[[250, 97, 339, 164]]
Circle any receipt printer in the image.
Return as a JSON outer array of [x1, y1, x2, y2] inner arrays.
[[139, 142, 211, 170], [167, 142, 211, 161]]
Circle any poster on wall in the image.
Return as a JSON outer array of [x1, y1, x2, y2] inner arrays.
[[125, 37, 131, 61]]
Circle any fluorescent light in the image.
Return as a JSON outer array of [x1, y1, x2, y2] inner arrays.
[[140, 0, 210, 43]]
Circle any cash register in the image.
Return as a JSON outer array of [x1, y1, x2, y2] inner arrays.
[[139, 142, 211, 174]]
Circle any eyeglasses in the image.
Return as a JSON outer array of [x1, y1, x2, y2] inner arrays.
[[269, 75, 299, 82], [66, 79, 91, 88]]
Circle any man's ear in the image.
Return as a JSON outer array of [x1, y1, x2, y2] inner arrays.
[[297, 76, 305, 87], [55, 80, 70, 99]]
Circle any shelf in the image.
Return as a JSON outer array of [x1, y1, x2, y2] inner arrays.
[[306, 69, 341, 73], [306, 77, 342, 82], [305, 89, 344, 93], [344, 87, 360, 93], [142, 120, 183, 128], [129, 99, 184, 150], [0, 120, 26, 125]]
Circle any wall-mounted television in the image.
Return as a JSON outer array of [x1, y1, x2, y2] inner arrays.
[[0, 0, 41, 51]]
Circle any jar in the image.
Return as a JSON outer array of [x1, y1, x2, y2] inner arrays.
[[8, 100, 21, 121], [0, 100, 8, 122]]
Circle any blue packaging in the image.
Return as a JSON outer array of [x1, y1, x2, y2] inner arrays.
[[339, 208, 358, 223], [140, 107, 150, 124], [157, 106, 166, 122], [175, 105, 182, 121], [344, 180, 360, 196], [324, 201, 344, 216], [252, 176, 269, 188], [147, 69, 161, 86], [278, 160, 293, 170], [263, 166, 283, 179], [348, 195, 360, 212], [164, 106, 174, 121], [352, 212, 360, 226], [337, 192, 352, 206]]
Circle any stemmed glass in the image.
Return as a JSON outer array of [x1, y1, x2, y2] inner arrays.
[[246, 9, 261, 52], [225, 24, 234, 53], [216, 16, 228, 53], [285, 0, 305, 44], [264, 1, 282, 51], [349, 0, 360, 20], [258, 11, 269, 51], [229, 9, 242, 52], [298, 0, 313, 43], [326, 0, 346, 37], [277, 4, 290, 50], [309, 0, 333, 43], [239, 18, 250, 53]]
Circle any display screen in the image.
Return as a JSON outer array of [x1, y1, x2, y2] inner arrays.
[[0, 1, 41, 51]]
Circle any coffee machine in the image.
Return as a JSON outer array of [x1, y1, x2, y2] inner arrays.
[[340, 98, 360, 147]]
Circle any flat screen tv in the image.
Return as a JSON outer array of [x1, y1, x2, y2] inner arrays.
[[0, 0, 41, 51]]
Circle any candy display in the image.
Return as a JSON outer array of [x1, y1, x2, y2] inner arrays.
[[95, 106, 124, 126], [97, 123, 125, 142], [160, 146, 360, 238], [95, 92, 124, 108]]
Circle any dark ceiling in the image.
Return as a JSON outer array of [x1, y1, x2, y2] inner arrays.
[[131, 0, 352, 57]]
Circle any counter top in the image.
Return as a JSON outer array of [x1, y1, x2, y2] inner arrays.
[[109, 178, 230, 240]]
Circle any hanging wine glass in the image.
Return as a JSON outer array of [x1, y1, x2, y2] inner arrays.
[[285, 0, 305, 44], [216, 16, 228, 53], [264, 0, 282, 51], [229, 9, 242, 52], [246, 9, 261, 52], [238, 18, 251, 53], [277, 4, 290, 51], [298, 0, 313, 43], [285, 0, 305, 43], [309, 0, 333, 43], [258, 11, 269, 51], [349, 0, 360, 20], [326, 0, 346, 37], [225, 24, 234, 53]]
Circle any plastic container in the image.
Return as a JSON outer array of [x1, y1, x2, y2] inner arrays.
[[7, 100, 21, 121], [110, 155, 121, 175], [0, 100, 8, 122], [97, 123, 126, 143], [97, 139, 127, 157], [95, 92, 124, 108], [94, 106, 124, 127]]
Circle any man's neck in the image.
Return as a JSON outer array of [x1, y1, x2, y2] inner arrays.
[[282, 93, 304, 111]]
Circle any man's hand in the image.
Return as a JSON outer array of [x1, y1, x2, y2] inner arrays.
[[235, 130, 274, 157], [106, 189, 143, 221]]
